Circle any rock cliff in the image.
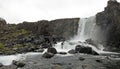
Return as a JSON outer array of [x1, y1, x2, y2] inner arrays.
[[96, 0, 120, 51], [17, 18, 79, 39]]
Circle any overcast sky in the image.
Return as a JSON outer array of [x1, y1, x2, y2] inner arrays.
[[0, 0, 120, 23]]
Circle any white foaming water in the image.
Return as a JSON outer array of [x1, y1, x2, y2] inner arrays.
[[0, 52, 42, 66], [54, 16, 114, 54], [73, 18, 87, 41], [55, 16, 97, 51]]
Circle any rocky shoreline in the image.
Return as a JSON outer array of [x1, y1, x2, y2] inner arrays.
[[0, 53, 120, 69]]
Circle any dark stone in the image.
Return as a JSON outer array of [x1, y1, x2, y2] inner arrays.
[[75, 45, 99, 55], [68, 49, 76, 54], [17, 18, 79, 40], [75, 45, 83, 52], [42, 52, 54, 58], [0, 63, 3, 67], [95, 60, 102, 63], [12, 60, 25, 68], [79, 57, 85, 61], [47, 47, 57, 54], [58, 52, 67, 55]]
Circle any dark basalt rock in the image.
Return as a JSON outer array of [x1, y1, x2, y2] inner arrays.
[[95, 60, 102, 63], [79, 57, 85, 61], [75, 45, 99, 55], [0, 17, 79, 55], [12, 60, 25, 68], [58, 52, 67, 55], [96, 0, 120, 51], [47, 47, 57, 54], [17, 18, 79, 40], [42, 52, 54, 58]]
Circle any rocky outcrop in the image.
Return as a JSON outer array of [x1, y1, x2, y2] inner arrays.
[[0, 17, 6, 27], [17, 18, 79, 40], [0, 17, 79, 55], [96, 0, 120, 51]]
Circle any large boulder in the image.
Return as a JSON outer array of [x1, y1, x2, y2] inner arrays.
[[75, 45, 99, 55], [47, 47, 57, 54], [12, 60, 25, 68], [75, 45, 83, 52], [42, 52, 54, 58]]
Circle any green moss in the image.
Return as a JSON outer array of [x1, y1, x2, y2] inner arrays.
[[0, 43, 5, 49], [0, 29, 29, 40]]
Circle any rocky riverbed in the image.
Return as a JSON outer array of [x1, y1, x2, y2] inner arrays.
[[0, 53, 120, 69]]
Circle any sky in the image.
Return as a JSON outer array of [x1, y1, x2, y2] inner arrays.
[[0, 0, 120, 23]]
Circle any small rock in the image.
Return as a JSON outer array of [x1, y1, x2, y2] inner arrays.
[[79, 57, 85, 61], [95, 60, 102, 63], [58, 52, 67, 55]]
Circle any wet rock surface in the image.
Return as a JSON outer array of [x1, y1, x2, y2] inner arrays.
[[0, 65, 17, 69], [47, 47, 57, 54], [8, 53, 120, 69], [42, 52, 55, 58], [75, 45, 99, 55]]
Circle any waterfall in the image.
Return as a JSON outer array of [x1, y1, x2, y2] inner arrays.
[[55, 16, 106, 52], [75, 18, 87, 41], [73, 16, 97, 42]]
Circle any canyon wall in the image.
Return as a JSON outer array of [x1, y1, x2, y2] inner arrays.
[[96, 0, 120, 51]]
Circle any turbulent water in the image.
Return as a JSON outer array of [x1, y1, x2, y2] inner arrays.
[[55, 16, 104, 52], [54, 16, 117, 54]]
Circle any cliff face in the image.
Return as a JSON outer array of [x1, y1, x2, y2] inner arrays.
[[96, 0, 120, 51], [0, 18, 6, 29], [0, 18, 79, 55], [17, 18, 79, 39]]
